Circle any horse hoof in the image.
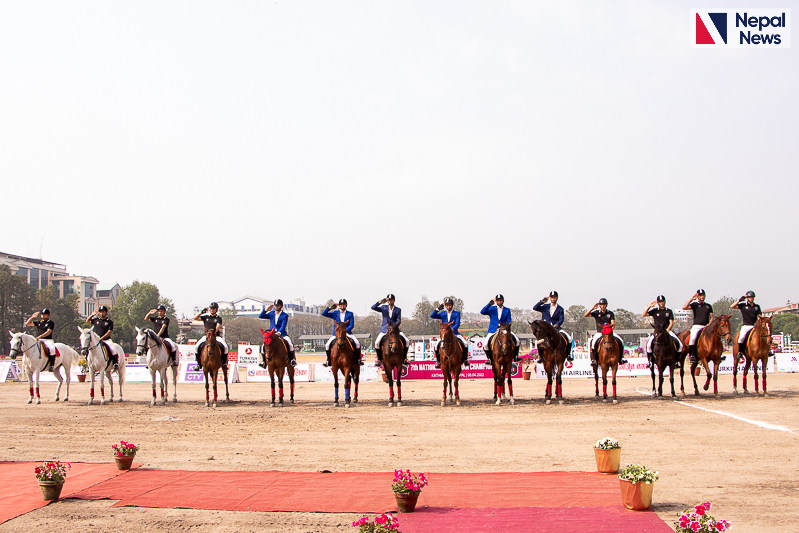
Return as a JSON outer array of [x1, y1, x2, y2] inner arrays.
[[118, 398, 123, 402], [36, 399, 41, 405], [205, 401, 209, 407], [703, 385, 709, 392], [353, 398, 358, 403], [441, 401, 446, 407], [55, 398, 60, 402], [602, 399, 608, 403], [63, 398, 68, 402], [612, 399, 618, 404], [510, 398, 515, 405], [732, 388, 738, 395], [397, 401, 402, 407], [213, 403, 217, 408], [456, 400, 461, 406], [270, 403, 276, 408], [558, 400, 564, 405], [27, 398, 32, 405], [150, 400, 156, 407], [173, 398, 178, 403], [345, 403, 351, 409], [744, 390, 749, 395], [290, 399, 295, 404], [715, 394, 721, 400], [108, 398, 114, 403], [100, 400, 105, 406], [87, 400, 92, 406], [495, 400, 501, 406], [388, 401, 394, 407], [333, 402, 339, 407], [545, 399, 551, 405]]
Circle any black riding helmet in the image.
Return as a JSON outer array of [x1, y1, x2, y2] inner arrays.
[[495, 294, 504, 301], [157, 304, 166, 311], [386, 294, 395, 301], [275, 299, 284, 306], [598, 298, 608, 306], [99, 305, 109, 312], [443, 297, 454, 305], [656, 295, 666, 303], [697, 289, 706, 296], [550, 291, 558, 298], [41, 308, 51, 315], [209, 302, 219, 309], [746, 290, 756, 298], [338, 299, 347, 306]]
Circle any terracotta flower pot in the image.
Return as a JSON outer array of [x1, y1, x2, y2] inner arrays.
[[618, 479, 654, 511], [594, 447, 621, 474], [114, 454, 135, 471], [77, 374, 86, 382], [39, 480, 64, 501], [522, 371, 532, 380], [394, 491, 420, 513]]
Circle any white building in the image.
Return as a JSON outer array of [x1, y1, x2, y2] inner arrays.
[[674, 309, 690, 322], [195, 296, 320, 318]]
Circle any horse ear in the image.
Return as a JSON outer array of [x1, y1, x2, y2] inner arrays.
[[8, 330, 13, 337], [343, 320, 350, 326], [260, 329, 266, 336], [77, 326, 83, 334]]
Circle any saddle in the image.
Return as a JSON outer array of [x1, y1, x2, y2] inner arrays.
[[100, 342, 116, 370], [670, 337, 680, 352], [39, 342, 60, 359], [558, 331, 570, 345]]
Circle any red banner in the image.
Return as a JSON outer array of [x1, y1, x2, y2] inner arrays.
[[385, 361, 522, 380]]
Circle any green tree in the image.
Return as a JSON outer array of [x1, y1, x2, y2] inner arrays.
[[412, 300, 440, 334], [224, 317, 267, 348], [614, 309, 637, 329], [0, 265, 36, 354], [772, 314, 799, 339], [713, 296, 742, 336], [32, 285, 83, 348], [109, 281, 177, 352]]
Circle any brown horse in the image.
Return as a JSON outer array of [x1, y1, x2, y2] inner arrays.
[[331, 320, 359, 408], [439, 321, 466, 406], [381, 320, 406, 407], [734, 316, 773, 395], [677, 315, 731, 397], [528, 320, 569, 405], [649, 324, 680, 398], [201, 328, 229, 407], [593, 325, 620, 403], [491, 323, 516, 406], [260, 328, 295, 407]]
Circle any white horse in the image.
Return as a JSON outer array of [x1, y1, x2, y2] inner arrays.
[[8, 331, 76, 404], [78, 327, 126, 405], [135, 327, 178, 406]]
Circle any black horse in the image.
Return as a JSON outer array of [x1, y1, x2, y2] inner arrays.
[[650, 323, 680, 397]]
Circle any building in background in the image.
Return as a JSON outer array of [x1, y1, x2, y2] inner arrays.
[[49, 275, 100, 317], [97, 283, 122, 309], [674, 309, 690, 322], [763, 301, 799, 317], [195, 296, 320, 318], [0, 252, 67, 289]]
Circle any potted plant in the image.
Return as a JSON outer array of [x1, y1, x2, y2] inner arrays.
[[593, 437, 621, 474], [35, 461, 71, 501], [675, 502, 731, 532], [391, 469, 428, 513], [352, 513, 400, 532], [618, 464, 659, 511], [112, 440, 139, 470], [519, 352, 537, 379], [77, 358, 89, 382]]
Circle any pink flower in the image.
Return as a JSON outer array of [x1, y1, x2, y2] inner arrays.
[[695, 505, 705, 516], [703, 502, 712, 511], [691, 522, 701, 532]]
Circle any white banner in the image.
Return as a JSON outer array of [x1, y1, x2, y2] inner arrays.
[[314, 363, 379, 382], [0, 361, 20, 382], [177, 362, 239, 383], [776, 353, 799, 372], [535, 356, 776, 378], [236, 344, 260, 366], [470, 336, 487, 360], [245, 364, 312, 383]]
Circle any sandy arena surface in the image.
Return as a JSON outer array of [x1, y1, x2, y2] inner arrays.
[[1, 364, 797, 533]]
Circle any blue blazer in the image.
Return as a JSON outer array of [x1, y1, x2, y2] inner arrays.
[[259, 308, 289, 336], [533, 301, 564, 328], [480, 303, 512, 334], [371, 302, 401, 333], [430, 309, 462, 336], [321, 307, 355, 334]]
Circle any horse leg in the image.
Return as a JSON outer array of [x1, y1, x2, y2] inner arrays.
[[650, 361, 656, 393], [732, 351, 739, 394], [658, 369, 664, 397], [353, 370, 359, 403], [545, 371, 552, 405], [63, 362, 71, 402], [702, 359, 712, 391], [171, 363, 179, 403], [743, 357, 751, 394], [54, 365, 63, 401], [396, 372, 402, 407], [442, 370, 448, 407], [204, 371, 210, 407], [344, 368, 351, 408], [762, 360, 768, 395], [34, 369, 41, 405], [212, 372, 219, 408], [556, 363, 564, 404], [669, 365, 676, 397], [611, 365, 618, 404], [507, 371, 514, 406], [333, 365, 340, 407], [454, 369, 461, 407], [27, 370, 34, 404], [753, 359, 760, 394], [100, 371, 106, 405], [270, 370, 276, 407], [713, 360, 720, 398], [387, 367, 395, 407], [88, 368, 95, 406], [679, 356, 686, 396], [289, 367, 295, 404], [593, 364, 599, 397], [691, 359, 700, 396], [150, 368, 158, 407], [602, 366, 608, 402], [278, 369, 284, 407], [223, 364, 230, 402], [160, 368, 166, 405]]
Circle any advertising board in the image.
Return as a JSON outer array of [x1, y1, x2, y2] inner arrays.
[[246, 364, 313, 383]]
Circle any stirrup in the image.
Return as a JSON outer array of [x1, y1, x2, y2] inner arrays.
[[720, 355, 727, 362], [434, 362, 441, 369], [620, 358, 628, 365], [322, 359, 331, 367]]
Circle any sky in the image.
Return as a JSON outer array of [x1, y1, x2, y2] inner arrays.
[[1, 1, 796, 317]]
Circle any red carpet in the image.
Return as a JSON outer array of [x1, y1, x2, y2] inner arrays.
[[0, 461, 137, 524]]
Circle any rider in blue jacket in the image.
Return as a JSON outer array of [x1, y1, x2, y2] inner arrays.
[[371, 294, 410, 368], [430, 297, 470, 368], [259, 299, 297, 367], [480, 294, 520, 366], [532, 291, 574, 362], [321, 299, 363, 367]]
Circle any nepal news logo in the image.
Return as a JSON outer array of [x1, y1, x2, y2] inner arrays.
[[692, 10, 791, 47]]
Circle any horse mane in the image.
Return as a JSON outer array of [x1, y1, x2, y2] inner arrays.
[[146, 329, 164, 348], [532, 320, 556, 338]]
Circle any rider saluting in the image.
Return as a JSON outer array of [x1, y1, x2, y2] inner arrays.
[[430, 297, 470, 369], [643, 296, 683, 369], [193, 303, 229, 370], [321, 299, 362, 368], [26, 309, 56, 371], [682, 289, 715, 365], [481, 294, 520, 366], [259, 299, 297, 367], [86, 306, 120, 371], [533, 291, 574, 363], [731, 290, 762, 358], [371, 294, 410, 369], [584, 298, 628, 366], [145, 304, 178, 366]]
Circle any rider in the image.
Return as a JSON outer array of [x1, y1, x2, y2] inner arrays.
[[731, 291, 762, 358], [25, 309, 56, 371], [371, 294, 410, 368], [321, 299, 363, 367], [86, 306, 120, 371], [145, 305, 178, 366], [532, 291, 574, 363], [481, 294, 520, 366], [259, 299, 297, 367], [682, 290, 715, 365], [584, 298, 628, 366], [431, 297, 470, 369], [643, 296, 683, 369], [193, 303, 229, 370]]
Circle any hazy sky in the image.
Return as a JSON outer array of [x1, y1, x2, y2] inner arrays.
[[2, 1, 796, 317]]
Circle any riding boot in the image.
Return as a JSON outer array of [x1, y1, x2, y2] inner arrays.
[[47, 354, 56, 372], [646, 353, 653, 370], [289, 350, 297, 367], [434, 346, 441, 369], [195, 342, 205, 367], [402, 345, 410, 368], [111, 353, 120, 372], [484, 347, 494, 367], [375, 347, 383, 368], [617, 340, 628, 365], [590, 345, 598, 365], [354, 346, 363, 366], [513, 344, 520, 363], [536, 346, 544, 364], [221, 350, 229, 371], [737, 342, 746, 360], [566, 341, 574, 362], [461, 343, 470, 367], [323, 348, 332, 367]]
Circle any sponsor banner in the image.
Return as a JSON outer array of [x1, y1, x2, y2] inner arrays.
[[246, 364, 313, 383], [470, 337, 487, 360], [535, 356, 776, 378], [314, 364, 380, 382], [0, 361, 20, 382], [177, 362, 240, 383], [123, 364, 156, 383], [776, 353, 799, 372], [237, 344, 260, 366], [692, 9, 791, 48], [177, 344, 196, 362], [398, 360, 522, 380]]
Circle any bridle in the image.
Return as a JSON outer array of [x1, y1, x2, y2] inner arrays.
[[9, 335, 41, 360], [81, 330, 105, 359]]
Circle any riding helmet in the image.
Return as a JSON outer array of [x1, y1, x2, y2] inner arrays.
[[386, 294, 395, 300], [41, 308, 50, 315], [598, 298, 608, 305], [443, 297, 454, 305], [495, 294, 504, 301], [338, 299, 347, 305], [656, 295, 666, 302], [697, 289, 706, 296], [275, 299, 284, 306], [549, 291, 558, 298], [746, 290, 756, 298], [157, 304, 166, 311], [209, 302, 219, 309], [99, 305, 109, 312]]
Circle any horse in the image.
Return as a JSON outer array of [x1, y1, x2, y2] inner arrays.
[[490, 323, 516, 406], [380, 320, 406, 407], [78, 327, 126, 405], [8, 331, 76, 404], [260, 328, 295, 407], [329, 321, 359, 408], [201, 328, 229, 407], [592, 324, 620, 403], [135, 327, 178, 406], [734, 315, 773, 395], [648, 324, 680, 398], [439, 321, 466, 406], [677, 315, 731, 397], [528, 320, 569, 405]]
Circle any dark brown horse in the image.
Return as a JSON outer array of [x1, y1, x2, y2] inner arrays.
[[528, 320, 568, 405], [649, 324, 680, 398], [491, 323, 516, 406], [261, 328, 295, 407], [201, 328, 229, 407], [593, 325, 620, 403], [381, 320, 406, 407], [734, 315, 773, 395], [439, 321, 466, 406], [331, 320, 359, 407], [677, 315, 731, 397]]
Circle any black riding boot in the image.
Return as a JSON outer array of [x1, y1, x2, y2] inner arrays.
[[375, 347, 383, 367], [484, 347, 494, 367], [323, 347, 332, 367], [513, 344, 520, 363], [289, 350, 297, 367], [47, 354, 56, 372], [195, 342, 205, 367], [536, 345, 544, 364], [402, 345, 410, 368], [221, 350, 228, 371], [566, 339, 574, 362], [111, 353, 120, 372], [737, 342, 746, 360], [617, 340, 628, 365], [461, 343, 470, 367], [646, 353, 654, 369], [434, 346, 441, 369], [590, 346, 598, 365], [354, 346, 363, 366]]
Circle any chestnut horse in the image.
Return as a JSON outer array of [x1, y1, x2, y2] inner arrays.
[[381, 320, 406, 407], [593, 324, 620, 403], [261, 328, 295, 407], [201, 328, 229, 407], [677, 315, 731, 397], [491, 323, 515, 406], [734, 315, 772, 395], [330, 320, 359, 407], [528, 320, 568, 405], [439, 321, 466, 406], [649, 323, 680, 398]]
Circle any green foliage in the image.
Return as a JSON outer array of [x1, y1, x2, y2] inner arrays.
[[412, 300, 440, 335], [712, 295, 742, 335], [32, 285, 83, 347], [109, 281, 177, 351], [223, 317, 266, 348], [614, 309, 637, 329], [772, 313, 799, 339]]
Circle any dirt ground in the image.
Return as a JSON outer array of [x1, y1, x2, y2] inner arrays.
[[1, 366, 797, 533]]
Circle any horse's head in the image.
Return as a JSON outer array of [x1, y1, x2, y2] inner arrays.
[[77, 326, 93, 356], [439, 321, 454, 350], [528, 320, 553, 350], [387, 320, 402, 354], [335, 320, 350, 348], [717, 314, 732, 342], [261, 328, 277, 357], [134, 327, 147, 356], [496, 322, 513, 356], [758, 315, 773, 336], [8, 331, 23, 360]]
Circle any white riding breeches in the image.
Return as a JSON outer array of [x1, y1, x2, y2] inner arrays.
[[164, 338, 178, 352], [101, 340, 119, 357], [326, 334, 361, 349], [40, 339, 56, 355], [591, 332, 624, 349], [688, 325, 706, 345], [485, 331, 520, 350], [197, 335, 229, 353], [375, 331, 410, 349], [537, 329, 572, 346], [646, 331, 683, 353], [738, 325, 754, 344], [435, 335, 467, 351]]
